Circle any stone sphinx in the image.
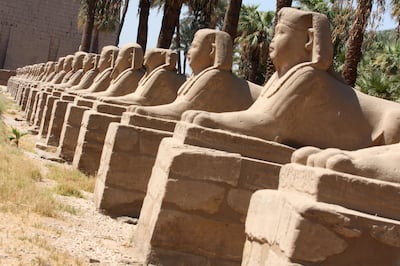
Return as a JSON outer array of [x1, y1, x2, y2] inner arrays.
[[55, 51, 88, 90], [131, 28, 260, 120], [65, 53, 99, 92], [82, 43, 144, 99], [100, 48, 185, 106], [292, 143, 400, 183], [183, 8, 400, 150], [70, 45, 119, 96]]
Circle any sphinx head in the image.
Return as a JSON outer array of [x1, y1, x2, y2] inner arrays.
[[143, 48, 177, 73], [270, 7, 333, 75], [111, 43, 143, 78], [187, 29, 233, 75], [82, 53, 97, 71], [63, 55, 75, 72], [97, 45, 119, 72], [72, 51, 87, 71]]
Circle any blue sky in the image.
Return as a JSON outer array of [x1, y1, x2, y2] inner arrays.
[[119, 1, 396, 48]]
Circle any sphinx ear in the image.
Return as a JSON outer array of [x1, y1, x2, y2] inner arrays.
[[305, 29, 314, 51], [210, 43, 216, 58]]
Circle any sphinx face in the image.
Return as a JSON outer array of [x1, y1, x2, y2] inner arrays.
[[187, 32, 214, 74], [269, 23, 309, 72]]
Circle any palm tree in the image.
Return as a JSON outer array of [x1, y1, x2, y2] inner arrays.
[[78, 0, 122, 52], [115, 0, 131, 46], [79, 0, 97, 52], [222, 0, 242, 41], [156, 0, 184, 48], [137, 0, 151, 51], [342, 0, 373, 86], [236, 5, 274, 84]]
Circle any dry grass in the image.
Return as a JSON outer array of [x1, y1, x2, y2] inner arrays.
[[0, 93, 94, 217]]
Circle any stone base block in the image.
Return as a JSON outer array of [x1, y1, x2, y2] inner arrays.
[[46, 100, 70, 147], [173, 122, 294, 164], [94, 123, 172, 217], [132, 137, 282, 265], [279, 164, 400, 221], [72, 110, 121, 175], [57, 104, 91, 162], [121, 112, 177, 132], [39, 95, 58, 138], [243, 189, 400, 265]]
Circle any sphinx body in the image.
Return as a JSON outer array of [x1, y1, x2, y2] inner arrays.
[[183, 8, 400, 150]]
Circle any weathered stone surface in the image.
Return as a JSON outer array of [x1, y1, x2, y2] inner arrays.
[[57, 104, 91, 162], [73, 110, 120, 175], [164, 179, 226, 214], [121, 112, 177, 132], [46, 100, 69, 147], [93, 102, 127, 116], [173, 122, 294, 164], [244, 189, 400, 265], [279, 163, 400, 220], [94, 123, 172, 216]]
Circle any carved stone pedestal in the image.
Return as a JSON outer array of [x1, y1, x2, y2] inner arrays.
[[130, 124, 294, 265], [242, 164, 400, 265]]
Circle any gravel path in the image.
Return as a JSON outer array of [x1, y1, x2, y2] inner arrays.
[[0, 87, 139, 265]]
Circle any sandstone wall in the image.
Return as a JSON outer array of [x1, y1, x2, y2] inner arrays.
[[0, 0, 117, 70]]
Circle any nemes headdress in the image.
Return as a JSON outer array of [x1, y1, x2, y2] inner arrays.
[[278, 8, 333, 70]]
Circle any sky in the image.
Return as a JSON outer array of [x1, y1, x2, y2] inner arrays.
[[119, 1, 397, 48]]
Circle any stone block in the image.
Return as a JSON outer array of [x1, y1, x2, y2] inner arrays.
[[244, 189, 400, 265], [173, 122, 294, 164], [73, 110, 120, 175], [121, 112, 177, 132], [45, 100, 69, 147], [279, 163, 400, 220], [131, 138, 286, 264], [94, 123, 172, 216], [38, 95, 58, 138], [94, 102, 127, 116], [57, 104, 91, 162]]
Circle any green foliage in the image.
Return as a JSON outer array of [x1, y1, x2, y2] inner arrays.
[[8, 127, 29, 147], [235, 5, 274, 84], [356, 30, 400, 102]]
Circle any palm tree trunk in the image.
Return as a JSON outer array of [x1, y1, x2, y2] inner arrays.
[[175, 15, 182, 74], [222, 0, 243, 41], [157, 0, 183, 49], [342, 0, 373, 87], [115, 0, 130, 46], [91, 28, 99, 53], [265, 0, 292, 80], [137, 0, 150, 51], [80, 0, 96, 52]]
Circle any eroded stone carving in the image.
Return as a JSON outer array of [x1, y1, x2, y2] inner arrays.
[[183, 8, 400, 150]]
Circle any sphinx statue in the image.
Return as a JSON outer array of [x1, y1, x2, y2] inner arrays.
[[71, 45, 119, 95], [82, 43, 144, 99], [291, 143, 400, 183], [183, 8, 400, 150], [56, 51, 87, 89], [131, 29, 261, 120], [100, 48, 185, 106], [65, 53, 99, 92]]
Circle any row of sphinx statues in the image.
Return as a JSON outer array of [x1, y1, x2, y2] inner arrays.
[[7, 7, 400, 265]]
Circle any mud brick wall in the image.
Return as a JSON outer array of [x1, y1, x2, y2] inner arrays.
[[0, 0, 117, 70]]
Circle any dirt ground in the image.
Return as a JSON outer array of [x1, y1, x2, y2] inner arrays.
[[0, 86, 139, 265]]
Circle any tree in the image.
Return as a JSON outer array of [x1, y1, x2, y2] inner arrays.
[[137, 0, 150, 51], [222, 0, 242, 41], [115, 0, 130, 46], [78, 0, 122, 52], [79, 0, 97, 52], [236, 5, 274, 84], [156, 0, 184, 48], [342, 0, 373, 86]]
